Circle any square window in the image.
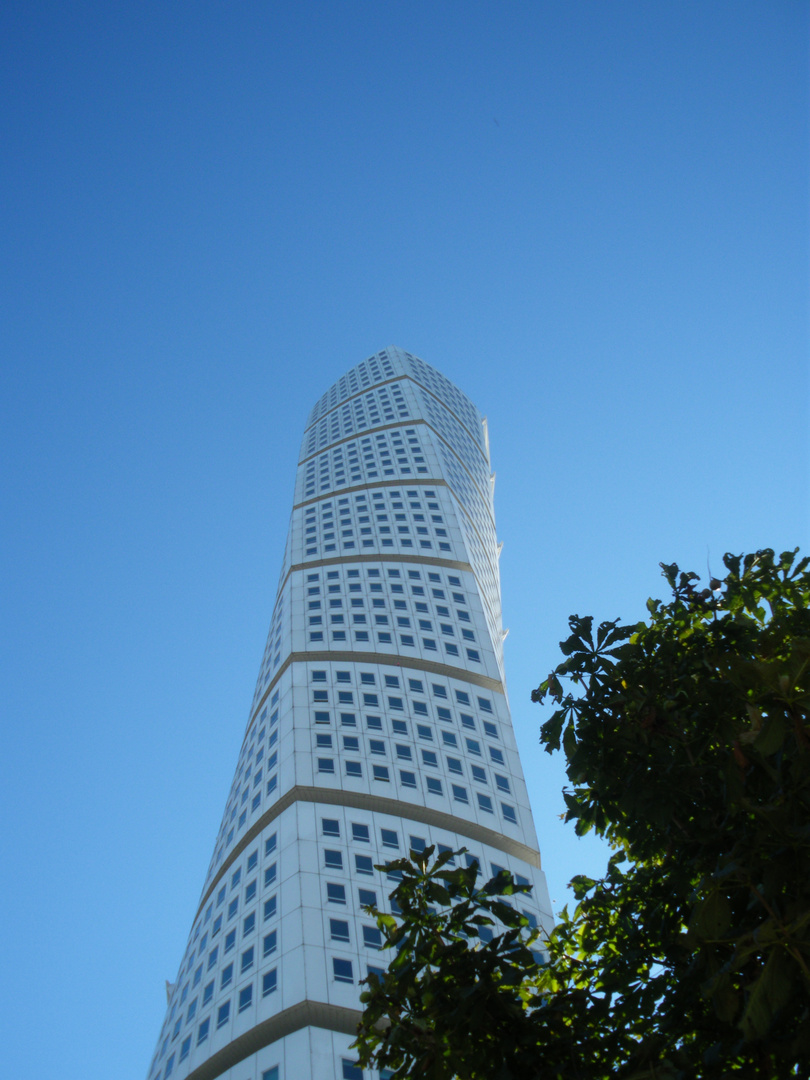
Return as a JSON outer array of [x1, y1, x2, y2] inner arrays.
[[330, 918, 350, 942], [502, 803, 518, 824], [345, 760, 362, 778], [400, 769, 417, 787], [358, 887, 377, 907], [483, 721, 498, 739], [355, 854, 374, 874], [369, 739, 386, 755], [238, 985, 253, 1013], [452, 784, 469, 803], [426, 777, 443, 796], [342, 1059, 363, 1080], [243, 912, 255, 936], [324, 850, 343, 869], [477, 793, 494, 813], [421, 749, 438, 767], [221, 963, 233, 988], [472, 765, 487, 784], [202, 980, 214, 1006], [442, 730, 458, 747], [372, 765, 390, 781], [225, 929, 236, 953], [380, 828, 398, 848], [322, 818, 340, 837], [263, 896, 277, 920], [264, 863, 277, 887], [241, 946, 254, 973], [352, 822, 370, 842], [363, 925, 383, 948], [263, 930, 277, 957], [245, 880, 257, 903], [197, 1018, 210, 1044], [333, 958, 354, 983], [327, 882, 346, 904], [262, 968, 278, 996], [495, 774, 510, 793]]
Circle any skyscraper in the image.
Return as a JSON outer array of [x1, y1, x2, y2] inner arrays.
[[146, 348, 553, 1080]]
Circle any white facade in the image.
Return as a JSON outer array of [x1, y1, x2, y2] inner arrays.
[[146, 348, 553, 1080]]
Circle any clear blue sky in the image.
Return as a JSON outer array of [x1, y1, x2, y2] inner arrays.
[[1, 3, 807, 1078]]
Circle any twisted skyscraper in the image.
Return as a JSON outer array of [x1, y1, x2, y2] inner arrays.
[[146, 348, 553, 1080]]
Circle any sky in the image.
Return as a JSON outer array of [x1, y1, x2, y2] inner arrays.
[[1, 2, 807, 1078]]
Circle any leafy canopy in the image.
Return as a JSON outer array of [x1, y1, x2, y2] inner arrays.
[[354, 548, 810, 1079]]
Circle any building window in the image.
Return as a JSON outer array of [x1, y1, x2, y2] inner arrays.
[[327, 882, 346, 904], [330, 918, 350, 942], [263, 930, 277, 956], [262, 969, 278, 996], [363, 925, 383, 948], [238, 985, 253, 1013], [324, 850, 343, 869], [216, 1001, 230, 1028], [333, 958, 354, 983]]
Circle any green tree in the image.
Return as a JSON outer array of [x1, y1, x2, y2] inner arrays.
[[353, 548, 810, 1078]]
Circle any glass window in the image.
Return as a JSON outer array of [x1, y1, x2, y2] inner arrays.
[[238, 985, 253, 1013], [333, 958, 354, 983], [363, 925, 383, 948], [327, 882, 346, 904], [355, 854, 374, 875], [221, 963, 233, 988], [322, 818, 340, 837], [263, 930, 277, 957], [330, 918, 350, 942], [352, 822, 370, 842], [262, 968, 278, 996], [426, 777, 443, 795]]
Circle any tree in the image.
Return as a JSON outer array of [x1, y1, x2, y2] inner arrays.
[[353, 548, 810, 1078]]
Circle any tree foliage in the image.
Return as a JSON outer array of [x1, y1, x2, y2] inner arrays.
[[353, 548, 810, 1078]]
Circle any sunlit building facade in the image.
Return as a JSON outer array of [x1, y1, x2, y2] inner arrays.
[[146, 347, 553, 1080]]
